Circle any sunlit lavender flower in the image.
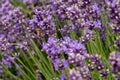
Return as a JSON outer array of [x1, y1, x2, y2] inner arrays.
[[61, 73, 67, 80], [87, 54, 109, 78], [50, 0, 104, 41], [100, 69, 109, 78], [106, 0, 120, 34], [42, 37, 88, 72], [60, 25, 72, 37], [29, 5, 56, 38], [109, 52, 120, 80], [42, 37, 61, 60], [88, 55, 105, 70], [69, 67, 92, 80], [53, 59, 69, 71], [0, 1, 30, 76], [80, 29, 95, 43], [69, 69, 84, 80]]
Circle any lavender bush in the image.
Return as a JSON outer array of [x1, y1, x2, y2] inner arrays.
[[0, 0, 120, 80]]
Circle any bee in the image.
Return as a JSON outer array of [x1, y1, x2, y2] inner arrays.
[[37, 29, 43, 38]]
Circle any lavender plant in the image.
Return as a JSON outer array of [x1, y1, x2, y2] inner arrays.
[[0, 0, 120, 80]]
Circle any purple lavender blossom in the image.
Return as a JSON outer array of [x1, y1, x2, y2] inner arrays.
[[109, 52, 120, 79], [28, 5, 56, 38], [0, 0, 30, 76], [42, 37, 88, 70], [106, 0, 120, 34]]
